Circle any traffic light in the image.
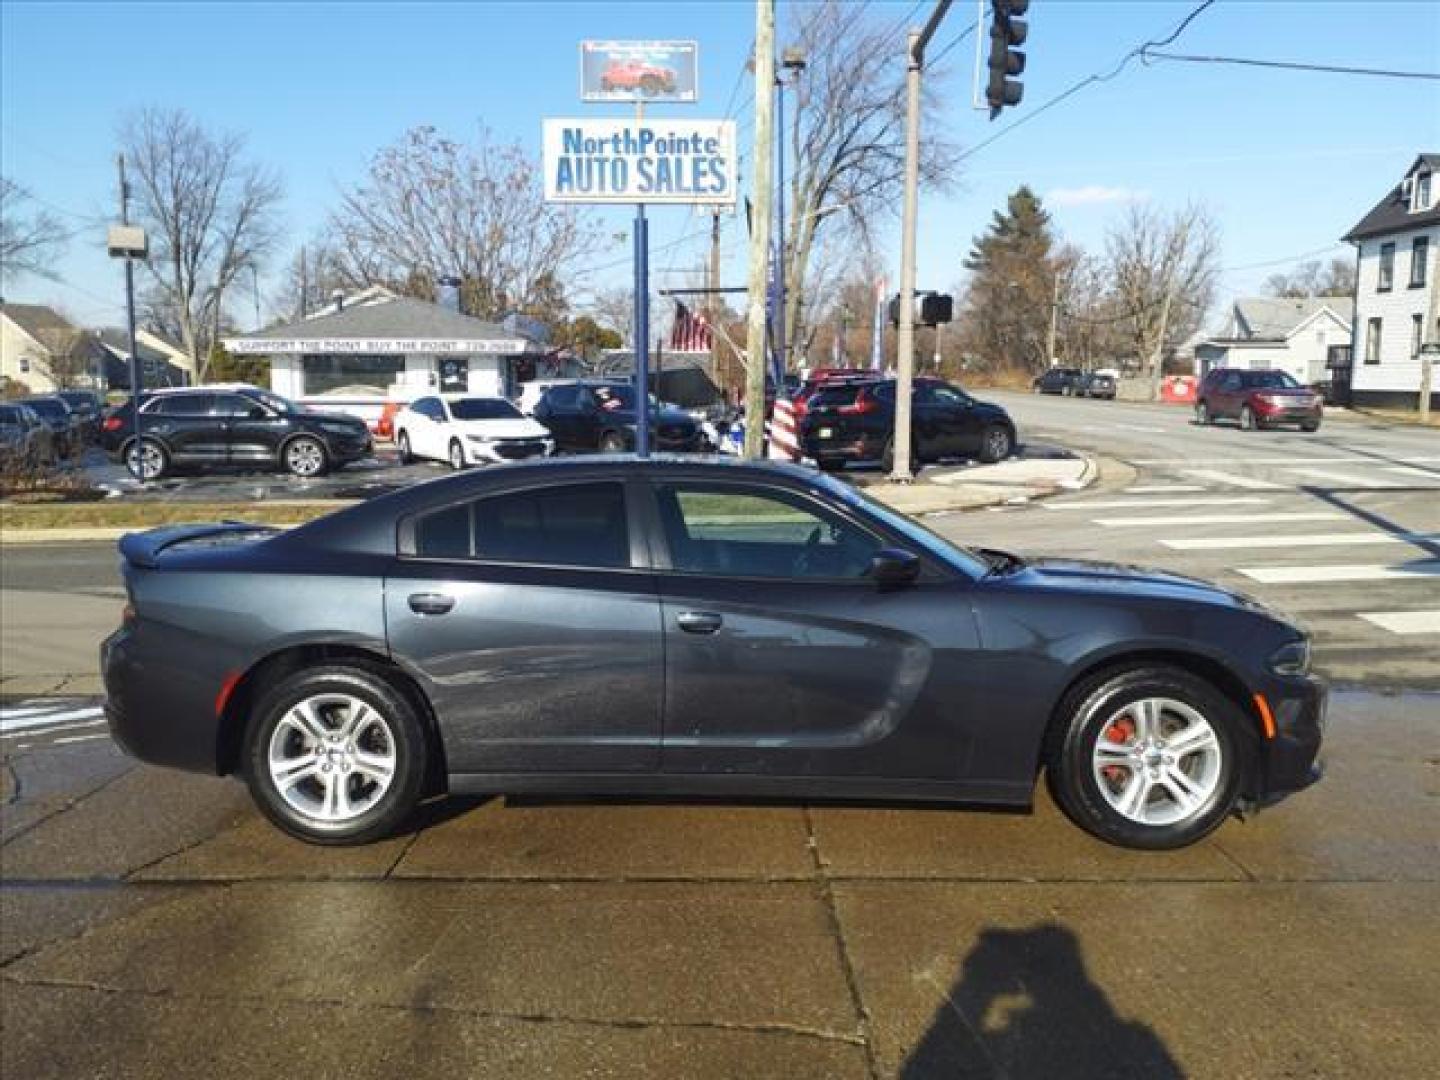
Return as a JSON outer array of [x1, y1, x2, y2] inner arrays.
[[920, 293, 953, 327], [986, 0, 1028, 119]]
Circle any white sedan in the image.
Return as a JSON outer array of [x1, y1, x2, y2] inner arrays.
[[394, 395, 555, 469]]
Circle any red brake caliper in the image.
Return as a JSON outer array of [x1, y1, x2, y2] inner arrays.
[[1100, 717, 1135, 787]]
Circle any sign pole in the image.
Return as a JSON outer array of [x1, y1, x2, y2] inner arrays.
[[634, 202, 650, 458]]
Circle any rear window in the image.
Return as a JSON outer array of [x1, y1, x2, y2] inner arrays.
[[809, 384, 868, 409], [412, 482, 630, 568], [1245, 371, 1300, 389]]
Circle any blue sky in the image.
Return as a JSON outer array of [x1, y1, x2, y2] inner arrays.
[[2, 0, 1437, 332]]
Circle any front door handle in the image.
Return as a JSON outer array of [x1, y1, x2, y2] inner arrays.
[[677, 611, 723, 634], [408, 592, 455, 616]]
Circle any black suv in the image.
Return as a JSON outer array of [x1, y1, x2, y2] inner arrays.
[[100, 387, 372, 480], [801, 377, 1017, 471], [20, 395, 85, 458], [532, 381, 700, 453], [1032, 367, 1087, 395]]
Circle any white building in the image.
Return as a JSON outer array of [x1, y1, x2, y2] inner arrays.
[[1342, 153, 1439, 409], [224, 291, 547, 426], [1193, 297, 1353, 386]]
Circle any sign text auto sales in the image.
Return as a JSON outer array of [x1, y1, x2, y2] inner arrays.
[[542, 119, 737, 205]]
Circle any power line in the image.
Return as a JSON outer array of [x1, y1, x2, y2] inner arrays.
[[956, 0, 1219, 164], [1140, 50, 1440, 81], [928, 22, 974, 69], [1220, 244, 1349, 274]]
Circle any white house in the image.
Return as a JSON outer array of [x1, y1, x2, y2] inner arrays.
[[223, 290, 547, 426], [1342, 153, 1439, 409], [1193, 297, 1353, 386]]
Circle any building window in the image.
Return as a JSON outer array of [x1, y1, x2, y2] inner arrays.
[[18, 356, 30, 373], [1417, 172, 1433, 211], [1411, 236, 1430, 288], [1377, 244, 1395, 291], [300, 354, 405, 395], [1415, 314, 1426, 359], [1365, 318, 1382, 365]]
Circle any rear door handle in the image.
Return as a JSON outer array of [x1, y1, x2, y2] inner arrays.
[[408, 592, 455, 616], [677, 611, 723, 634]]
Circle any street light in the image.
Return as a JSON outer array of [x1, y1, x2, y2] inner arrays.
[[774, 46, 807, 383], [107, 163, 149, 480]]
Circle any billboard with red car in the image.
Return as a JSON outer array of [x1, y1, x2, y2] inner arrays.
[[580, 40, 697, 103]]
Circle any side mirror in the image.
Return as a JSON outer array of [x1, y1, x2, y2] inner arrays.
[[867, 548, 921, 587]]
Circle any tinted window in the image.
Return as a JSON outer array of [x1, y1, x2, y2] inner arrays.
[[541, 386, 581, 411], [657, 484, 880, 579], [870, 382, 896, 403], [449, 397, 523, 421], [213, 393, 264, 417], [0, 405, 22, 425], [1246, 371, 1299, 389], [26, 399, 70, 420], [413, 482, 629, 568], [921, 384, 969, 406], [150, 393, 214, 416]]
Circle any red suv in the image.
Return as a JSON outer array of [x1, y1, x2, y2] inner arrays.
[[600, 61, 676, 96], [1196, 368, 1322, 432]]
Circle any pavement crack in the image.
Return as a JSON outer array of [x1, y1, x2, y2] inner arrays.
[[0, 762, 138, 848], [1209, 839, 1258, 883], [803, 805, 880, 1080]]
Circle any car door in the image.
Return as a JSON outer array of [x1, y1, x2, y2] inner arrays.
[[404, 397, 440, 460], [918, 382, 979, 459], [385, 478, 663, 773], [215, 392, 285, 464], [533, 386, 588, 451], [645, 478, 984, 780], [1216, 371, 1244, 418], [145, 393, 219, 464]]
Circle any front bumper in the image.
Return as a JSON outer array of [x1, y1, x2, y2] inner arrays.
[[468, 437, 554, 463], [1251, 674, 1327, 803]]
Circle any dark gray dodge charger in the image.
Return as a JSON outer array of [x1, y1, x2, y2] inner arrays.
[[102, 457, 1324, 849]]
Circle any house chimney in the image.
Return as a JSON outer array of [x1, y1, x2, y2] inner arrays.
[[331, 289, 345, 313], [438, 276, 463, 315]]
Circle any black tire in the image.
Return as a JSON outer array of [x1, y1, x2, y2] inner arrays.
[[1239, 405, 1259, 431], [599, 430, 627, 453], [978, 424, 1014, 464], [1195, 401, 1210, 426], [816, 456, 846, 473], [1301, 420, 1321, 433], [125, 437, 169, 480], [1044, 664, 1248, 850], [243, 663, 431, 845], [283, 435, 329, 477], [396, 430, 414, 464], [448, 438, 467, 470]]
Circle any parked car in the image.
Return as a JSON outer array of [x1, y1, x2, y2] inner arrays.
[[1032, 367, 1086, 395], [57, 389, 104, 439], [0, 402, 56, 466], [515, 377, 625, 417], [394, 395, 554, 469], [532, 381, 701, 453], [1195, 369, 1323, 432], [801, 377, 1017, 471], [20, 395, 84, 458], [599, 59, 676, 96], [100, 386, 372, 480], [102, 457, 1325, 849], [1077, 372, 1117, 400]]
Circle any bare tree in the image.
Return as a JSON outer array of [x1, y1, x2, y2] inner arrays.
[[777, 0, 960, 367], [272, 240, 351, 322], [120, 108, 283, 382], [326, 126, 603, 328], [1264, 256, 1355, 298], [0, 177, 69, 283], [1107, 203, 1220, 397]]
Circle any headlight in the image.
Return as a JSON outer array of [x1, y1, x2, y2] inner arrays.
[[1268, 639, 1311, 676]]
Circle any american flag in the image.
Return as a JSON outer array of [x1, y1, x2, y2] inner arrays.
[[669, 301, 713, 352]]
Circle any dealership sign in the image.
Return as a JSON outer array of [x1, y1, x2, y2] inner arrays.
[[580, 40, 697, 103], [225, 337, 536, 356], [542, 119, 737, 205]]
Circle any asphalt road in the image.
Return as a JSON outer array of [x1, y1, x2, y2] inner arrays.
[[3, 397, 1437, 1078]]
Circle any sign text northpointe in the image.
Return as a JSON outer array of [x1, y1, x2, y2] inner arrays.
[[542, 119, 737, 205]]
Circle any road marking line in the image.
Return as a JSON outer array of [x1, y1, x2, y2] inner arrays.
[[1288, 467, 1406, 489], [51, 733, 111, 746], [1131, 455, 1440, 466], [0, 718, 107, 740], [1358, 610, 1440, 635], [1181, 469, 1285, 490], [1047, 497, 1270, 511], [1162, 532, 1439, 551], [1383, 465, 1440, 479], [1096, 512, 1346, 527], [1237, 561, 1440, 584], [1126, 484, 1208, 493], [0, 706, 104, 734]]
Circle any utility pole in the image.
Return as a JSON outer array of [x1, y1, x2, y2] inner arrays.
[[1045, 269, 1061, 366], [709, 211, 724, 393], [743, 0, 776, 459], [299, 245, 309, 318], [891, 0, 951, 481], [117, 154, 143, 481]]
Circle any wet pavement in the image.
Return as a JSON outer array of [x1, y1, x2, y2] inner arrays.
[[2, 688, 1437, 1078]]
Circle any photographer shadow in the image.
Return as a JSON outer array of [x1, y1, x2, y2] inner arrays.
[[901, 923, 1183, 1079]]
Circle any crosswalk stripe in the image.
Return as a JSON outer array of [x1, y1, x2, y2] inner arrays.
[[1288, 467, 1405, 489], [1131, 455, 1440, 466], [1237, 561, 1440, 584], [0, 705, 105, 734], [1357, 610, 1440, 635], [1383, 465, 1440, 480], [1048, 496, 1270, 511], [1126, 484, 1208, 493], [0, 717, 107, 740], [1181, 469, 1285, 490], [1162, 532, 1439, 551], [1096, 511, 1346, 527]]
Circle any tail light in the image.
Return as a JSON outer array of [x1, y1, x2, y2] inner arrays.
[[121, 602, 136, 624], [838, 394, 880, 416], [102, 416, 123, 432]]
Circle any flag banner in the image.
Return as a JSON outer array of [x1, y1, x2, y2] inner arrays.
[[870, 276, 886, 371], [669, 301, 713, 352]]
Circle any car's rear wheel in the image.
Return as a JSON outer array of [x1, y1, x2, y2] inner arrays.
[[599, 431, 627, 453], [244, 664, 430, 845], [1195, 401, 1210, 425], [1240, 405, 1259, 431], [125, 437, 168, 480], [448, 438, 467, 470], [1301, 420, 1321, 433], [1045, 665, 1247, 849], [284, 435, 328, 477], [978, 425, 1014, 464], [396, 430, 413, 464]]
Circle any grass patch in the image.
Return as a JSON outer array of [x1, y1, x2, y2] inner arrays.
[[0, 500, 346, 531]]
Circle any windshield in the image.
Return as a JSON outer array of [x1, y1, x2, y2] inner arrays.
[[1250, 371, 1301, 389], [0, 406, 22, 425], [27, 399, 67, 420], [818, 475, 990, 579], [450, 397, 523, 421]]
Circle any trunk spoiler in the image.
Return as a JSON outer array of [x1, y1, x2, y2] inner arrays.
[[118, 522, 280, 568]]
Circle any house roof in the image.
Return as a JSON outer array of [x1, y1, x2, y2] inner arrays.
[[1231, 296, 1353, 341], [94, 328, 174, 365], [1342, 153, 1440, 241], [225, 295, 541, 355], [1, 302, 76, 345]]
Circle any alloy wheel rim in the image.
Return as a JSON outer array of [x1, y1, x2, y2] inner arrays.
[[128, 442, 161, 479], [987, 429, 1009, 459], [288, 439, 323, 475], [450, 442, 464, 469], [1092, 697, 1222, 827], [266, 694, 397, 825]]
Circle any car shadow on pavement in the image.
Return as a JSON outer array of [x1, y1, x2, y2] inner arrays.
[[1301, 485, 1440, 560], [900, 923, 1183, 1080]]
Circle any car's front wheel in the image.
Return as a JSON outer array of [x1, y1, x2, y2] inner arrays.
[[396, 430, 414, 464], [1240, 405, 1260, 431], [978, 424, 1014, 463], [284, 435, 328, 477], [244, 664, 431, 845], [1301, 420, 1321, 433], [125, 437, 168, 480], [1045, 664, 1247, 849], [448, 438, 467, 470]]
